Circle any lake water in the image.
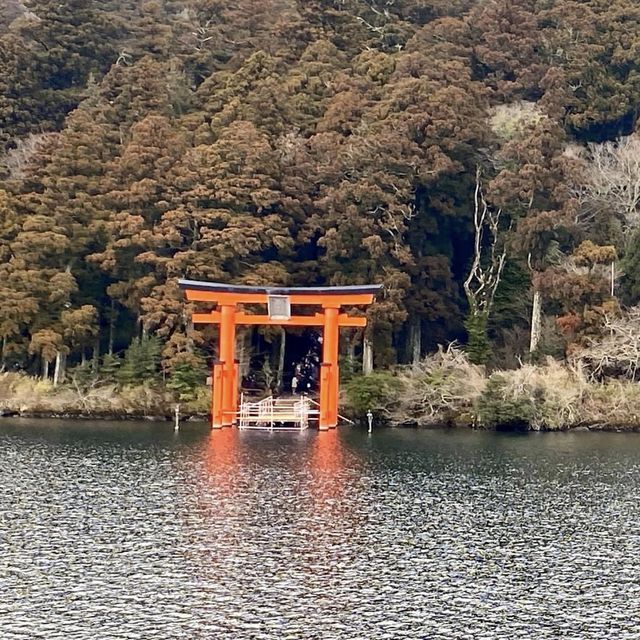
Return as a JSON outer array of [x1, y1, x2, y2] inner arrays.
[[0, 420, 639, 639]]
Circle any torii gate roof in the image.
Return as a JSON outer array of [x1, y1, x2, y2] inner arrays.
[[178, 279, 382, 297]]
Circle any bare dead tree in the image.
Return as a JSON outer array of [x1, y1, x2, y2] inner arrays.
[[192, 21, 214, 51], [116, 50, 133, 66], [389, 344, 486, 426], [462, 167, 508, 362], [2, 133, 57, 180], [68, 371, 103, 411], [356, 0, 398, 41], [574, 134, 640, 232], [464, 167, 508, 322], [576, 307, 640, 381], [525, 252, 543, 353]]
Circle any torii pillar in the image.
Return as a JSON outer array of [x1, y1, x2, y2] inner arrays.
[[179, 280, 381, 430]]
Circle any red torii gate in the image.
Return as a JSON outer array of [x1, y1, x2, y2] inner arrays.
[[179, 280, 380, 430]]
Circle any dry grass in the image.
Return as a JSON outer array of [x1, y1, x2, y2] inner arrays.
[[490, 101, 545, 141], [3, 356, 640, 430], [493, 359, 588, 430], [581, 381, 640, 429], [0, 372, 209, 419], [390, 345, 486, 426], [386, 349, 640, 430], [576, 307, 640, 380]]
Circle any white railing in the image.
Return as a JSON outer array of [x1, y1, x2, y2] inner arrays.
[[238, 394, 316, 430], [305, 395, 354, 426]]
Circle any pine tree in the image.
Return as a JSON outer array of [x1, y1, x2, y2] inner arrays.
[[117, 335, 162, 385]]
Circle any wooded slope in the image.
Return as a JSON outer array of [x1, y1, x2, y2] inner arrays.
[[2, 0, 640, 378]]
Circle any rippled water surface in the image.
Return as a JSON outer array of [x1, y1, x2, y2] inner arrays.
[[1, 421, 639, 639]]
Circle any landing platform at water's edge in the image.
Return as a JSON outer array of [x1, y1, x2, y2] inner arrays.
[[237, 394, 318, 430]]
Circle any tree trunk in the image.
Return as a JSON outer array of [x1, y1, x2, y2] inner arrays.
[[611, 261, 615, 297], [410, 317, 421, 366], [108, 300, 116, 355], [42, 358, 49, 380], [1, 335, 6, 371], [182, 304, 194, 353], [186, 319, 194, 353], [363, 334, 373, 375], [529, 287, 542, 354], [238, 328, 251, 379], [348, 339, 356, 359], [81, 349, 86, 366], [53, 351, 65, 387], [276, 327, 286, 393], [92, 334, 100, 373], [347, 338, 356, 368]]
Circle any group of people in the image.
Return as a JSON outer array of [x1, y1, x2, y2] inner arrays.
[[290, 354, 319, 395], [239, 334, 322, 395]]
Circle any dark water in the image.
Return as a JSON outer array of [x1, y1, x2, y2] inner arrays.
[[0, 421, 639, 639]]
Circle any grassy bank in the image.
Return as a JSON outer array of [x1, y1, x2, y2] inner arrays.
[[344, 346, 640, 431], [4, 348, 640, 432], [0, 372, 210, 421]]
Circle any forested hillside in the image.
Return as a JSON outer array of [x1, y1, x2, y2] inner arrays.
[[2, 0, 640, 385]]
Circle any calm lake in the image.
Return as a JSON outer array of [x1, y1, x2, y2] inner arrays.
[[1, 421, 639, 639]]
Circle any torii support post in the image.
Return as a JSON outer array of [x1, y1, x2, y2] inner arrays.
[[179, 280, 381, 430], [211, 361, 224, 429], [219, 304, 237, 428], [321, 306, 340, 429]]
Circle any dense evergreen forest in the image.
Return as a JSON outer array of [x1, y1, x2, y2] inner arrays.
[[3, 0, 640, 390]]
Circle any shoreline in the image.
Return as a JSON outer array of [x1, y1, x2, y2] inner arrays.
[[5, 360, 640, 433], [0, 408, 209, 423], [2, 408, 640, 432], [344, 349, 640, 434]]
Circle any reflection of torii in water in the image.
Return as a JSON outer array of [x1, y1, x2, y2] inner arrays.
[[179, 280, 381, 430]]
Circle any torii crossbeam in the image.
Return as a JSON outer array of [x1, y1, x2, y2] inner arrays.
[[179, 280, 381, 430]]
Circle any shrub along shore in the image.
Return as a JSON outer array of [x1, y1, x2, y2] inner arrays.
[[344, 347, 640, 432], [2, 346, 640, 431]]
